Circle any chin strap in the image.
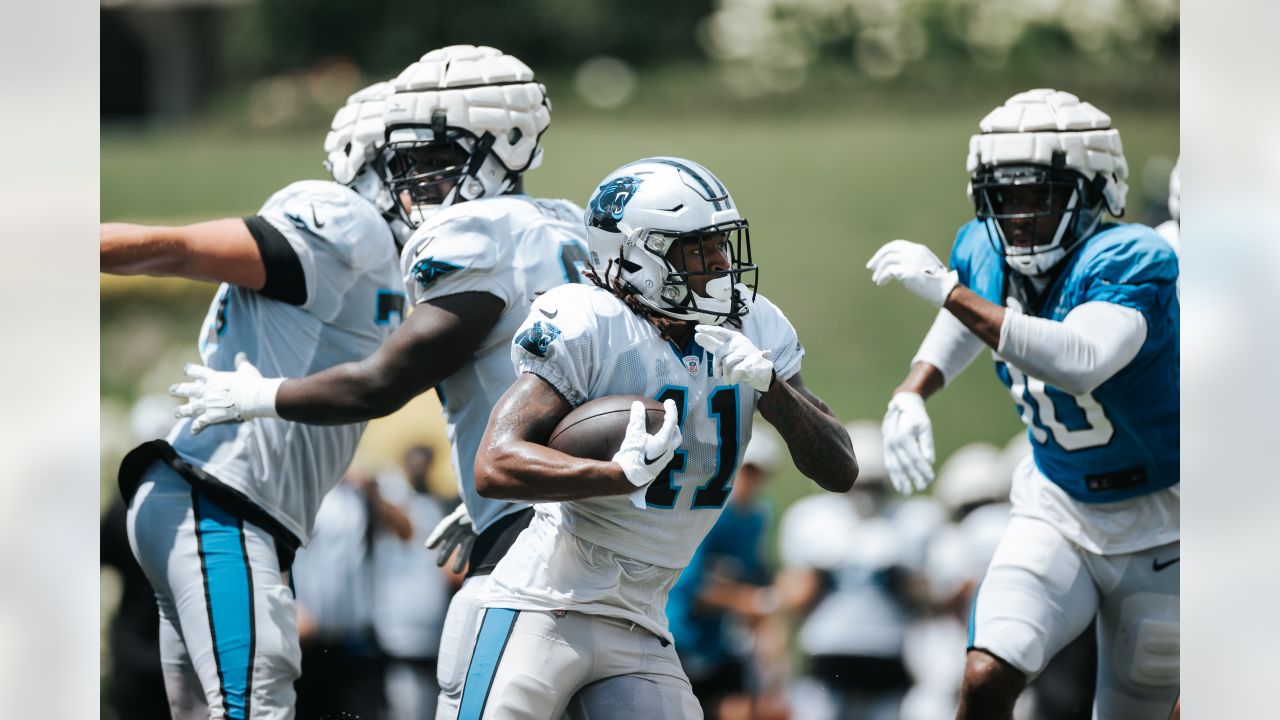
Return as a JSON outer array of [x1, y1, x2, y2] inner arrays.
[[458, 132, 500, 201]]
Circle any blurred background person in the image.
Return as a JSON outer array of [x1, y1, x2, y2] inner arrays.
[[779, 421, 943, 720], [667, 426, 788, 720], [292, 469, 412, 720], [904, 440, 1015, 719], [372, 444, 460, 720]]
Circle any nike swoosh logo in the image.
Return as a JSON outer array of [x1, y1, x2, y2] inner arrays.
[[311, 204, 325, 228], [643, 451, 664, 465], [1152, 556, 1179, 572], [540, 308, 558, 319]]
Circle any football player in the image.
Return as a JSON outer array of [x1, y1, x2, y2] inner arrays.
[[102, 81, 405, 719], [166, 45, 588, 720], [866, 89, 1179, 719], [463, 157, 859, 718]]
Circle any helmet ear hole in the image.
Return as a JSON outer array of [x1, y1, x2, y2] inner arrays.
[[508, 127, 523, 145]]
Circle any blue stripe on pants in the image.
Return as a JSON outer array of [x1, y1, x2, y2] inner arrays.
[[458, 608, 518, 720], [194, 492, 256, 720], [967, 578, 983, 648]]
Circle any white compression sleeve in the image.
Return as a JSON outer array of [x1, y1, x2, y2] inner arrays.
[[997, 301, 1147, 396], [911, 308, 986, 385]]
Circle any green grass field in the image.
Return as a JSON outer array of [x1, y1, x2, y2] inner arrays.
[[101, 100, 1177, 510]]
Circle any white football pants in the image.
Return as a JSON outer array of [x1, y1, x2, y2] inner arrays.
[[127, 463, 301, 720], [970, 514, 1180, 720]]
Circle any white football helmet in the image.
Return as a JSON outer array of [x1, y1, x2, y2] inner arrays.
[[844, 420, 888, 486], [741, 426, 782, 474], [934, 442, 1008, 515], [323, 82, 409, 242], [966, 89, 1129, 276], [381, 45, 550, 229], [584, 157, 757, 326]]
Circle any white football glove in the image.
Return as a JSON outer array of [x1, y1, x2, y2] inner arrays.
[[867, 239, 960, 307], [425, 504, 476, 574], [170, 353, 283, 434], [693, 324, 775, 392], [882, 392, 936, 494], [611, 399, 682, 509]]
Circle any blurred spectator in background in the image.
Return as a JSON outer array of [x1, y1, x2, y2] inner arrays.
[[668, 426, 788, 720], [372, 445, 458, 720], [101, 394, 176, 720], [293, 469, 412, 720], [905, 440, 1014, 719], [780, 421, 943, 720]]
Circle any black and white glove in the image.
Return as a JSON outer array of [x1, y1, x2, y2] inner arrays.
[[424, 504, 477, 574], [611, 399, 682, 509]]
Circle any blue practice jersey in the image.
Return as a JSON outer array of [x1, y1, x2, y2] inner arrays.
[[950, 220, 1179, 503]]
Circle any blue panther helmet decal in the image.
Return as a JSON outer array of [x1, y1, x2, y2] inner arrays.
[[412, 257, 463, 288], [514, 320, 562, 358], [587, 176, 643, 233]]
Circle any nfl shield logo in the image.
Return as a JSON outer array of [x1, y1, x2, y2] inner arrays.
[[683, 355, 700, 375]]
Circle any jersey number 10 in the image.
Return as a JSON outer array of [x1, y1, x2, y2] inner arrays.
[[1003, 362, 1114, 451]]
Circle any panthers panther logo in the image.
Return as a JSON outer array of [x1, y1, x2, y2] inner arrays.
[[588, 176, 643, 233], [514, 320, 562, 358], [412, 257, 462, 288]]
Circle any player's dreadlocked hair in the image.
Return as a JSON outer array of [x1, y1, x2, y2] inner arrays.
[[584, 248, 743, 342]]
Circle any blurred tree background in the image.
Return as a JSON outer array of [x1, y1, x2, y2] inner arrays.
[[101, 3, 1177, 706]]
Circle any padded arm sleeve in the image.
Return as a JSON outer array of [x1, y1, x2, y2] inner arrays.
[[911, 308, 986, 385], [997, 301, 1147, 396]]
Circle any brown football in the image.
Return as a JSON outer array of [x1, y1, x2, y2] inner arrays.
[[546, 395, 667, 461]]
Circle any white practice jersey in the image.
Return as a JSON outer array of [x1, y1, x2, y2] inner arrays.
[[166, 180, 403, 544], [482, 283, 803, 640], [399, 195, 589, 534]]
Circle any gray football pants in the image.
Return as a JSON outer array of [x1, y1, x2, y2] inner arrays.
[[449, 606, 701, 720]]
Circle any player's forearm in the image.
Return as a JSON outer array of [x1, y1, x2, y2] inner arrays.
[[275, 356, 422, 425], [759, 379, 857, 493], [275, 304, 491, 425], [100, 223, 188, 276], [474, 440, 635, 502], [942, 285, 1005, 348], [101, 219, 266, 288], [893, 361, 947, 400]]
